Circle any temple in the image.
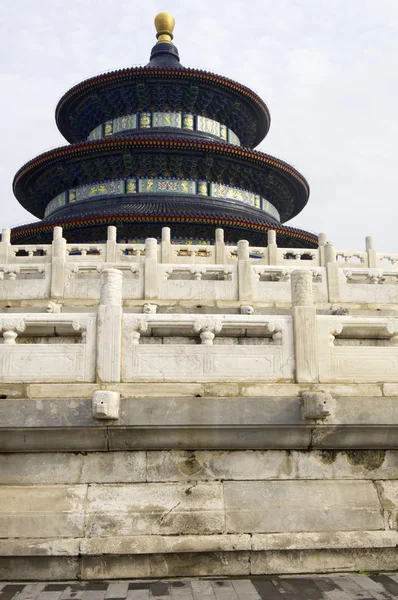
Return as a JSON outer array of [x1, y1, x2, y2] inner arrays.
[[1, 13, 398, 582], [12, 13, 316, 247]]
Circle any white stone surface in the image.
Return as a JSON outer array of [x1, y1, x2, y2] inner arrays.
[[223, 480, 384, 533], [2, 228, 398, 577], [85, 482, 224, 536], [0, 485, 87, 537]]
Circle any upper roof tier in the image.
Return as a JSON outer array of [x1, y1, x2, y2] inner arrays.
[[55, 13, 271, 148]]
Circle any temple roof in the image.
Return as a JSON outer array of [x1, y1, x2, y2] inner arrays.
[[11, 12, 317, 248], [13, 136, 309, 222]]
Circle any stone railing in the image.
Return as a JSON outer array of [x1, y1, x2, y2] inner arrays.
[[0, 227, 397, 304], [1, 268, 397, 385], [2, 226, 398, 267]]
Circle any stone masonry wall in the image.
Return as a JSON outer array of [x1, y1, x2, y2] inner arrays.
[[0, 226, 397, 579]]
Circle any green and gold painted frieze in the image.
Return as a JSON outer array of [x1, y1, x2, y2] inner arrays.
[[44, 176, 280, 220], [87, 111, 241, 146]]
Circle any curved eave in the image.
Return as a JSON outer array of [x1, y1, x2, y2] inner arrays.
[[55, 67, 270, 145], [13, 138, 309, 222], [11, 214, 318, 247]]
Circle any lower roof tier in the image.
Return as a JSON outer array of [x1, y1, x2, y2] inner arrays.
[[11, 194, 318, 247], [13, 136, 309, 224]]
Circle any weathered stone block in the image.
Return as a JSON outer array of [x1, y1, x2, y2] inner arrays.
[[81, 533, 251, 555], [81, 551, 250, 579], [251, 548, 398, 575], [0, 485, 87, 538], [0, 557, 79, 581], [251, 530, 398, 551], [383, 383, 398, 396], [146, 450, 297, 482], [85, 483, 224, 536], [0, 452, 146, 484], [146, 449, 398, 482], [223, 481, 383, 533]]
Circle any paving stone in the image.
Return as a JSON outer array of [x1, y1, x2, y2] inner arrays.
[[251, 580, 285, 599], [60, 585, 88, 600], [105, 584, 129, 599], [190, 580, 214, 596], [170, 583, 193, 599], [312, 578, 355, 600], [128, 584, 150, 592], [210, 580, 238, 599], [370, 575, 398, 597], [127, 591, 149, 600], [81, 592, 107, 600], [230, 580, 259, 596], [127, 592, 149, 600], [37, 593, 65, 600], [271, 578, 305, 599], [17, 585, 47, 600], [285, 577, 326, 599], [350, 576, 397, 600], [85, 585, 109, 592], [329, 577, 375, 599]]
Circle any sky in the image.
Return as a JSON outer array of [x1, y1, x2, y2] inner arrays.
[[0, 0, 397, 252]]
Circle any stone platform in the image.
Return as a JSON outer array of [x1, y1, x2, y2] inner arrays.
[[1, 227, 398, 578]]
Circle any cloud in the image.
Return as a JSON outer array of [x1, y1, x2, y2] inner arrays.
[[1, 0, 397, 252]]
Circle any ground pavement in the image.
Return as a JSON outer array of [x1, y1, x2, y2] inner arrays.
[[2, 576, 398, 600]]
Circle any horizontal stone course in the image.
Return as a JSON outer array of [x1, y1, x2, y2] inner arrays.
[[85, 482, 224, 537], [2, 531, 397, 557], [223, 480, 383, 533], [0, 479, 391, 541], [0, 485, 87, 538], [2, 450, 397, 485]]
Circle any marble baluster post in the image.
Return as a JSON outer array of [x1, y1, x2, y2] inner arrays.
[[97, 268, 123, 382], [325, 243, 342, 303], [318, 232, 327, 267], [291, 270, 318, 383], [267, 229, 277, 265], [0, 228, 11, 264], [237, 240, 252, 302], [366, 236, 377, 268], [106, 226, 117, 263], [50, 226, 66, 299], [161, 227, 172, 264], [145, 238, 158, 299], [215, 228, 227, 264]]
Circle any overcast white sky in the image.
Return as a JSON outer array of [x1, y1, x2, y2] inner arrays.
[[0, 0, 397, 251]]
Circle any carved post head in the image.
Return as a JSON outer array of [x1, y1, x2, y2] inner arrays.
[[145, 238, 158, 260], [107, 226, 117, 241], [237, 240, 249, 260], [267, 229, 277, 245], [161, 227, 171, 243], [53, 226, 63, 240], [52, 226, 66, 258], [365, 236, 374, 250], [100, 268, 123, 306], [215, 228, 224, 243], [1, 228, 11, 244], [324, 243, 336, 264], [291, 270, 314, 307], [318, 232, 327, 246]]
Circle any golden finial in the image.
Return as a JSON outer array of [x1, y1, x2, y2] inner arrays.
[[154, 12, 175, 44]]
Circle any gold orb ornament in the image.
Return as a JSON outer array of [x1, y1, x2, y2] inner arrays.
[[154, 12, 175, 44]]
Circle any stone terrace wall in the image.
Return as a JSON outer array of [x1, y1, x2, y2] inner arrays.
[[0, 226, 398, 579]]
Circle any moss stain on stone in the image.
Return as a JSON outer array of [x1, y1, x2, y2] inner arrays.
[[318, 450, 338, 464], [345, 450, 386, 470], [177, 453, 203, 476]]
